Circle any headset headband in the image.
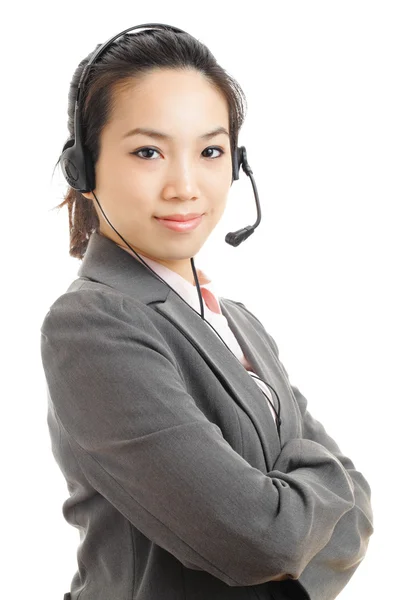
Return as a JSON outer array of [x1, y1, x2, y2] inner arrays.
[[74, 23, 187, 139]]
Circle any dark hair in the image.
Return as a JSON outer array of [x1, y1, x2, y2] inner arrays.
[[53, 27, 248, 259]]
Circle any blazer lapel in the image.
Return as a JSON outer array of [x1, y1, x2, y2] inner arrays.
[[153, 293, 282, 469], [75, 231, 298, 471], [217, 301, 302, 447]]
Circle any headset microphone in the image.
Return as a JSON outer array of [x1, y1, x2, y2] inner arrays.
[[224, 147, 262, 247], [57, 22, 281, 441]]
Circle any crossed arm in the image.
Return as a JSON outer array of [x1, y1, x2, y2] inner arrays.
[[235, 300, 374, 598]]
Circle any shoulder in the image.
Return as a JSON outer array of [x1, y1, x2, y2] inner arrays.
[[40, 282, 164, 346]]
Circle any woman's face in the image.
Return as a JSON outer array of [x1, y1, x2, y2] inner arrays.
[[82, 68, 233, 284]]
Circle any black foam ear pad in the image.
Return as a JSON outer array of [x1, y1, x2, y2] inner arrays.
[[83, 146, 96, 192], [232, 145, 242, 182]]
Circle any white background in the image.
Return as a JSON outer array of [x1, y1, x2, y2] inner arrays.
[[2, 1, 409, 598]]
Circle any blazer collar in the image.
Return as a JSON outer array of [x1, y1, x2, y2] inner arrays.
[[76, 231, 299, 470]]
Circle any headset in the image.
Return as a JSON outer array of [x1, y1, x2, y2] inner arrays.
[[57, 22, 282, 443]]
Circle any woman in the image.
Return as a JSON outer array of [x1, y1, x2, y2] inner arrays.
[[41, 23, 374, 600]]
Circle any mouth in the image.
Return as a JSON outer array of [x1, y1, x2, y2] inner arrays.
[[155, 213, 204, 221], [154, 214, 204, 232]]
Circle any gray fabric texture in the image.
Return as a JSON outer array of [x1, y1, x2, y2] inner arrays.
[[40, 231, 374, 600]]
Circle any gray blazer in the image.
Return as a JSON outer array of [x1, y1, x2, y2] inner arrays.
[[40, 231, 374, 600]]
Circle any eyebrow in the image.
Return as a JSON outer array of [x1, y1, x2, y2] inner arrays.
[[122, 126, 230, 141]]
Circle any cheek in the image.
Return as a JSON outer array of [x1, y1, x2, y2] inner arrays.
[[207, 199, 228, 226]]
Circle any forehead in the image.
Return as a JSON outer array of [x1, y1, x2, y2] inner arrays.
[[108, 68, 230, 135]]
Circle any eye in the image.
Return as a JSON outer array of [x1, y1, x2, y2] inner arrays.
[[131, 146, 225, 160], [131, 147, 160, 160], [202, 146, 225, 159]]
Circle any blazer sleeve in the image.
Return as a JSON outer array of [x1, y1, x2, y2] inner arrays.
[[234, 300, 375, 599], [40, 289, 357, 589]]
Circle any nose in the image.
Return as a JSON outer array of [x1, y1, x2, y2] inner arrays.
[[163, 156, 201, 200]]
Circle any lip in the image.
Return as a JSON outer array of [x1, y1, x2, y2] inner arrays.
[[155, 214, 204, 232], [156, 213, 204, 221]]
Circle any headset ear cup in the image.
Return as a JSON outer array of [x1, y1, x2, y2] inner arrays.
[[60, 140, 81, 190], [59, 93, 95, 192], [62, 138, 75, 153], [59, 137, 94, 193], [232, 146, 241, 182], [83, 146, 96, 192]]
